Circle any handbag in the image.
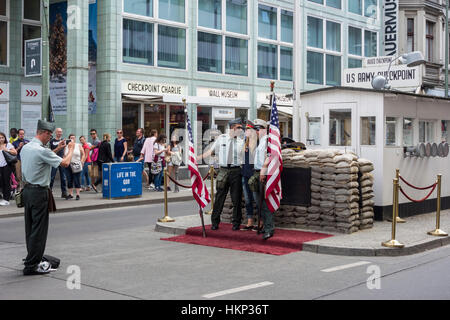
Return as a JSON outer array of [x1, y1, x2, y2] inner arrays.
[[2, 150, 18, 165], [14, 189, 24, 208], [70, 161, 83, 173], [150, 161, 162, 175], [171, 151, 182, 166], [91, 148, 99, 162]]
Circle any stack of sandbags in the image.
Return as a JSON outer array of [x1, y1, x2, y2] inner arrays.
[[333, 153, 361, 234], [358, 158, 375, 230], [281, 149, 296, 168]]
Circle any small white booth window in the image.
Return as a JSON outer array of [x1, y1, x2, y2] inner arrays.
[[419, 120, 435, 143], [330, 109, 351, 146], [442, 120, 449, 142], [307, 117, 321, 145], [403, 117, 414, 146], [385, 117, 397, 146], [360, 116, 376, 145]]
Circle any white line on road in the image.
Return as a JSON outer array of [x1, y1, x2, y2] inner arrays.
[[321, 261, 371, 273], [202, 281, 274, 299]]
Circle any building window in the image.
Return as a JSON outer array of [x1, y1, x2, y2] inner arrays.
[[385, 117, 397, 146], [257, 5, 293, 80], [348, 26, 376, 67], [364, 30, 377, 57], [442, 120, 449, 142], [226, 0, 247, 35], [225, 36, 248, 76], [307, 117, 321, 145], [22, 0, 41, 67], [426, 21, 434, 62], [407, 18, 414, 52], [327, 0, 341, 9], [326, 54, 341, 86], [123, 19, 154, 66], [158, 25, 186, 69], [23, 0, 40, 21], [22, 25, 41, 67], [348, 58, 362, 68], [198, 0, 221, 30], [330, 109, 352, 146], [348, 0, 362, 15], [0, 0, 7, 66], [361, 116, 376, 145], [364, 0, 377, 18], [307, 16, 323, 49], [326, 21, 341, 52], [198, 32, 222, 73], [403, 117, 414, 146], [159, 0, 185, 23], [348, 26, 362, 56], [307, 51, 323, 84], [124, 0, 153, 17], [419, 120, 435, 143], [309, 0, 323, 4]]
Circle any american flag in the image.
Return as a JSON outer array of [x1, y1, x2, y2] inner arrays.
[[187, 113, 210, 209], [265, 95, 283, 212]]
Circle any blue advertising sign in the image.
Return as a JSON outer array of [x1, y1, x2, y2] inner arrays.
[[102, 163, 143, 199]]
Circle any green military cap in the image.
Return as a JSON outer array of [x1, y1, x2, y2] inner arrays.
[[228, 118, 243, 127], [37, 119, 56, 133], [245, 120, 256, 130]]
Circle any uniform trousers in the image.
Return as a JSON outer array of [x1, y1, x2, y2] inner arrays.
[[211, 167, 242, 228], [23, 185, 50, 271]]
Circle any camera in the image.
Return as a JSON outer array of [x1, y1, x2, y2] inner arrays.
[[65, 139, 72, 145]]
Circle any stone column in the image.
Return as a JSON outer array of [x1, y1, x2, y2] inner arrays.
[[66, 0, 89, 137]]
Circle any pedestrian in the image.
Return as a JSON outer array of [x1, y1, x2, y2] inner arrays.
[[152, 134, 169, 192], [241, 120, 258, 230], [89, 129, 101, 192], [21, 120, 75, 275], [9, 128, 18, 144], [12, 129, 29, 190], [114, 129, 127, 162], [129, 128, 149, 187], [167, 136, 183, 193], [79, 136, 92, 191], [138, 129, 158, 190], [0, 131, 18, 206], [50, 128, 68, 198], [198, 118, 245, 231], [93, 133, 114, 189], [64, 134, 85, 200], [251, 119, 275, 240]]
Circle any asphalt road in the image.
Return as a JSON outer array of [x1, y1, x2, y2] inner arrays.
[[1, 201, 450, 302]]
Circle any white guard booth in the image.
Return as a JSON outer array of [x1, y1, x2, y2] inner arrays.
[[300, 87, 450, 220]]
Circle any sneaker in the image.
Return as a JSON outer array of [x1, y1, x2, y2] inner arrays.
[[150, 183, 155, 189], [76, 195, 80, 201], [23, 261, 52, 276], [0, 200, 10, 206]]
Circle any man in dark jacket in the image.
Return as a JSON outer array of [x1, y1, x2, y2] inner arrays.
[[93, 133, 114, 188]]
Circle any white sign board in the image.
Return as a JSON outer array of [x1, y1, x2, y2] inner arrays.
[[0, 103, 8, 134], [197, 87, 250, 101], [122, 80, 187, 96], [343, 65, 421, 90], [384, 0, 398, 56], [213, 108, 235, 120], [363, 56, 394, 67], [0, 82, 9, 101], [257, 92, 293, 106], [21, 104, 42, 140], [21, 84, 42, 103]]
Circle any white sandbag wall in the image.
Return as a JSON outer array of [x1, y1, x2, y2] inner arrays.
[[220, 149, 375, 234]]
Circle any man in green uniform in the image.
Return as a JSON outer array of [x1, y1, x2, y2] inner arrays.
[[20, 120, 75, 275], [199, 118, 244, 231]]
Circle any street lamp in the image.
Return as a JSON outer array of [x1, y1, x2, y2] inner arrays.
[[371, 51, 426, 90]]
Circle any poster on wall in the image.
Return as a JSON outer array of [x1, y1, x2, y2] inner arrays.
[[0, 103, 7, 134], [49, 1, 68, 115], [21, 104, 42, 140], [88, 0, 97, 115]]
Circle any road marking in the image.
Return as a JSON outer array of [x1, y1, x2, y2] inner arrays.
[[321, 261, 371, 273], [202, 281, 274, 299]]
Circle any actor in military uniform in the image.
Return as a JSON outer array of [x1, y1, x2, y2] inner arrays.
[[20, 120, 76, 275], [199, 118, 244, 230]]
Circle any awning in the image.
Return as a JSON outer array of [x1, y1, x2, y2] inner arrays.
[[122, 94, 250, 108]]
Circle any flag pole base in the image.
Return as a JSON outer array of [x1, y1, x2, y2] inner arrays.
[[387, 217, 406, 223], [158, 216, 175, 223], [427, 229, 448, 237], [381, 239, 405, 248]]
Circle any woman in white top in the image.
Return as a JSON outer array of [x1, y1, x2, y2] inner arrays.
[[152, 134, 168, 192], [0, 131, 18, 206], [64, 133, 85, 200]]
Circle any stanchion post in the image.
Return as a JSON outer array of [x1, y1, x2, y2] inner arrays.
[[382, 178, 404, 248], [395, 169, 406, 223], [158, 168, 175, 223], [205, 166, 214, 215], [427, 174, 448, 237]]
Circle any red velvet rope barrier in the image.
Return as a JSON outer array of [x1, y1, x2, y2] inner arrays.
[[399, 184, 437, 203], [399, 175, 436, 190], [166, 170, 212, 189]]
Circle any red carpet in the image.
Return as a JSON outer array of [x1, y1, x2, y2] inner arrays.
[[161, 223, 333, 256]]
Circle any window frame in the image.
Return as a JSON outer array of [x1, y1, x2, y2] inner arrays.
[[419, 119, 436, 143], [0, 0, 9, 67], [196, 0, 250, 76], [407, 17, 414, 52], [348, 0, 378, 20], [360, 116, 376, 146], [307, 0, 343, 11], [306, 15, 343, 86], [347, 24, 378, 68], [22, 0, 41, 68], [257, 3, 294, 82], [121, 0, 189, 70], [385, 116, 398, 147], [426, 20, 435, 62]]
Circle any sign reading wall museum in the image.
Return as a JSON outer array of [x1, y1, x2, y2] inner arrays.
[[122, 81, 187, 96], [197, 87, 250, 101], [343, 65, 422, 90], [384, 0, 398, 56]]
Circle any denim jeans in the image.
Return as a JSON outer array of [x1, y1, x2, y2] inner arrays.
[[50, 166, 67, 194], [81, 162, 91, 187], [242, 176, 255, 218], [153, 167, 164, 190]]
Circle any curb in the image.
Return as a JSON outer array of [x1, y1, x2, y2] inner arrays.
[[0, 196, 195, 219], [155, 221, 450, 257]]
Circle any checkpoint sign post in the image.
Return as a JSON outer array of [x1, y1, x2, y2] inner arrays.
[[25, 38, 42, 77], [102, 163, 143, 199]]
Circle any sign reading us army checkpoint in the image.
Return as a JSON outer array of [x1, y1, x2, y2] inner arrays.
[[25, 38, 42, 77], [102, 163, 143, 199]]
